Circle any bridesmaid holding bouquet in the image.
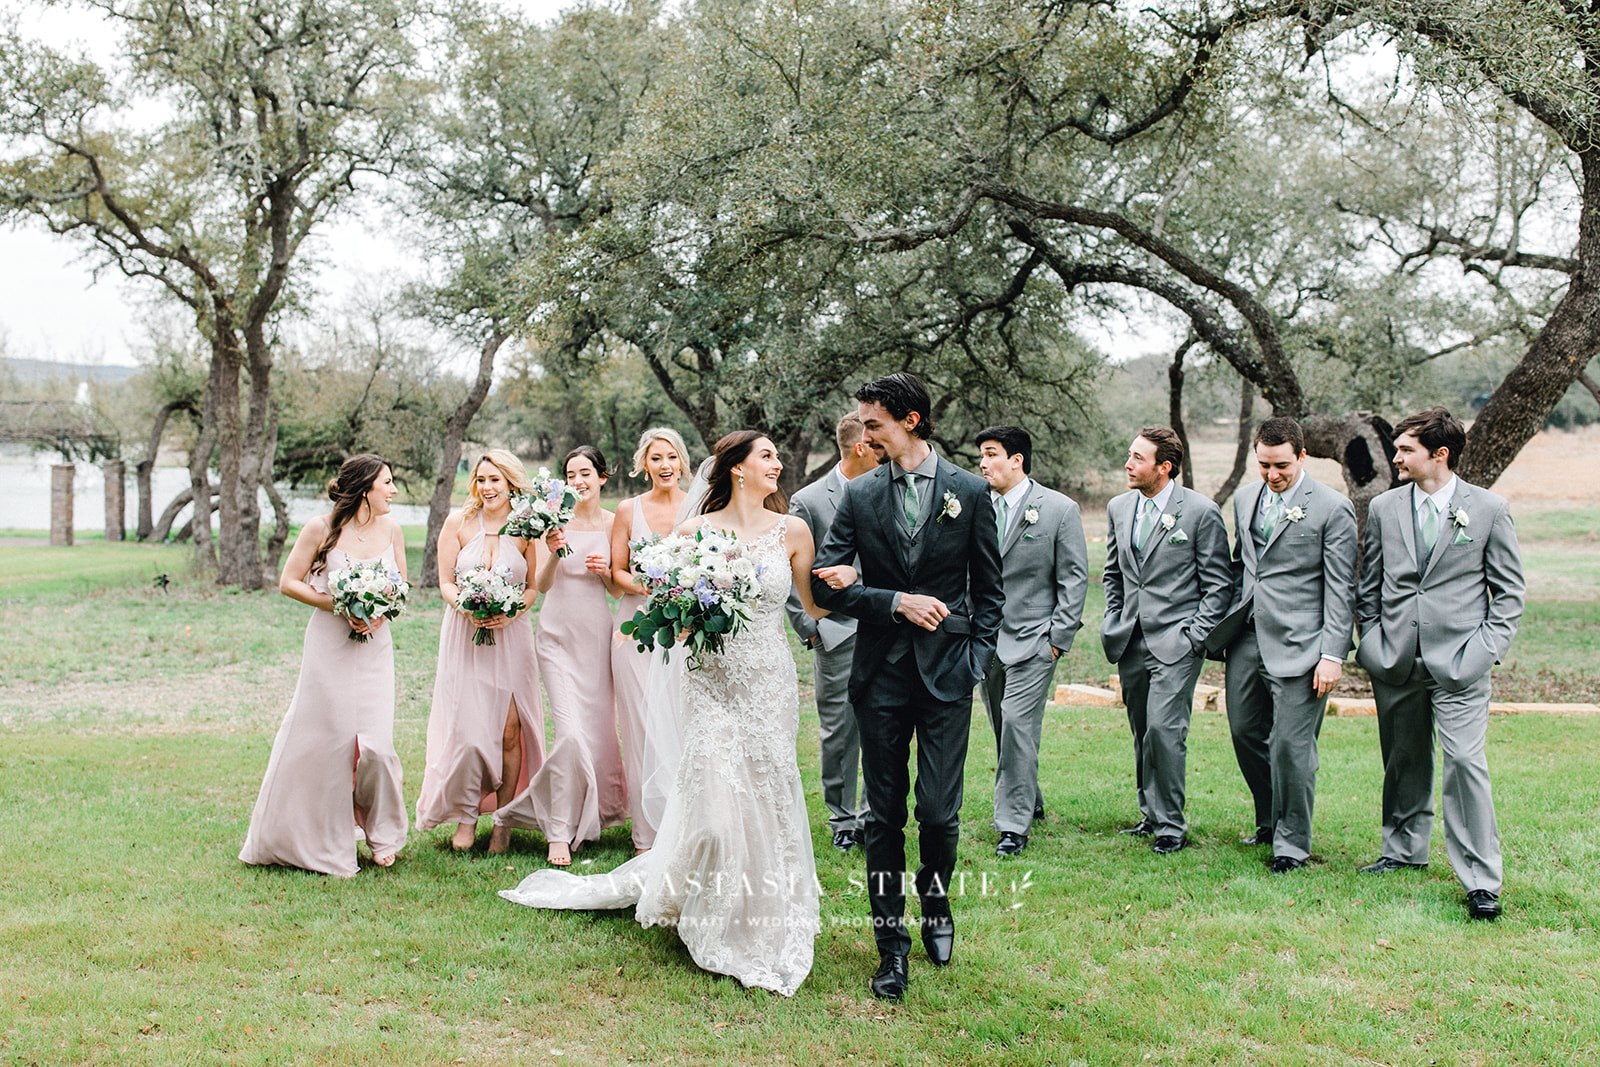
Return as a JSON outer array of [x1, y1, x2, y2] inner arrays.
[[497, 445, 628, 866], [240, 453, 410, 877], [608, 428, 692, 853], [415, 450, 545, 854]]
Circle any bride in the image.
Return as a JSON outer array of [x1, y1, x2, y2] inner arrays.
[[500, 430, 850, 996]]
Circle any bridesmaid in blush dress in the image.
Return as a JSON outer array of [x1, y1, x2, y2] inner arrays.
[[240, 453, 410, 877], [414, 450, 545, 855], [608, 428, 691, 853], [496, 445, 628, 866]]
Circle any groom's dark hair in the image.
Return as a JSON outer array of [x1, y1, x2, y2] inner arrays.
[[1393, 407, 1466, 469], [1254, 417, 1305, 456], [856, 373, 933, 439], [975, 425, 1032, 474]]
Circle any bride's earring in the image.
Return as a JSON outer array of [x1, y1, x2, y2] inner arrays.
[[736, 470, 746, 490]]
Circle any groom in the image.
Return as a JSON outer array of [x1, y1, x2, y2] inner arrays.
[[813, 372, 1005, 1001]]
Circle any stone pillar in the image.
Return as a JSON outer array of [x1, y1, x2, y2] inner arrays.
[[103, 459, 126, 542], [50, 464, 74, 547]]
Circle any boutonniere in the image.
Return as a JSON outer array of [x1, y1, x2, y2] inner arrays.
[[1023, 506, 1040, 526], [1451, 505, 1473, 544], [937, 491, 961, 523], [1159, 514, 1176, 532], [1284, 506, 1306, 524]]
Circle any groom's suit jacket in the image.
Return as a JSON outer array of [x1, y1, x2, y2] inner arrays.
[[1101, 484, 1233, 666], [1355, 480, 1524, 692], [1207, 476, 1358, 677], [812, 455, 1005, 703], [993, 482, 1088, 666]]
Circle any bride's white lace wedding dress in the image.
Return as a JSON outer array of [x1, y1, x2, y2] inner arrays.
[[499, 518, 820, 996]]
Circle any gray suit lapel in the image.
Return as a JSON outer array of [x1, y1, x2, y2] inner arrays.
[[1260, 478, 1311, 558], [869, 467, 910, 571], [1000, 484, 1042, 558], [1394, 491, 1418, 571], [1140, 488, 1182, 564], [1239, 484, 1263, 571], [1423, 482, 1468, 579]]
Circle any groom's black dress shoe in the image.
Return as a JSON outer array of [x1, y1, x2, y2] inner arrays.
[[1268, 855, 1305, 875], [1033, 800, 1047, 821], [996, 831, 1028, 857], [1239, 826, 1273, 846], [1466, 889, 1502, 920], [920, 916, 954, 967], [870, 953, 910, 1000], [1151, 834, 1187, 855], [1358, 856, 1427, 874], [832, 829, 860, 852], [1120, 818, 1156, 837]]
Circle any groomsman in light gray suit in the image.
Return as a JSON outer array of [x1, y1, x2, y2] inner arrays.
[[1207, 417, 1357, 874], [1101, 426, 1234, 854], [786, 412, 877, 851], [1355, 407, 1524, 920], [974, 426, 1088, 857]]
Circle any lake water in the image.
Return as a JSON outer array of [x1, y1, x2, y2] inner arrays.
[[0, 456, 431, 531]]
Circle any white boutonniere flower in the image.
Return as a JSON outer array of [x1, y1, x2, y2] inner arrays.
[[1284, 506, 1306, 523], [938, 491, 961, 523], [1159, 514, 1176, 532], [1023, 506, 1040, 526], [1167, 528, 1189, 545], [1453, 507, 1469, 529]]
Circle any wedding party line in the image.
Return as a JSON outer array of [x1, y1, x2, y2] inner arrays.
[[238, 372, 1523, 1001]]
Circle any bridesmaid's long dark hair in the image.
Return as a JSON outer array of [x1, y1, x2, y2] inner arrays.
[[311, 453, 390, 575], [698, 430, 786, 516]]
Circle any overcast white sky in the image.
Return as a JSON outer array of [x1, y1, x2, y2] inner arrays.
[[0, 0, 570, 368]]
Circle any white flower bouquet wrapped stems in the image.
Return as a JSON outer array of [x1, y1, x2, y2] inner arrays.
[[620, 527, 766, 668], [454, 565, 526, 647], [329, 559, 410, 643], [500, 468, 582, 557]]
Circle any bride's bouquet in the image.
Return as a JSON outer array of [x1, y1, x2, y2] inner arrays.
[[329, 558, 410, 643], [455, 565, 527, 647], [620, 528, 765, 667], [500, 469, 582, 557]]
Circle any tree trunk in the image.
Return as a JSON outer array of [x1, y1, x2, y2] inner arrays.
[[1214, 376, 1256, 505], [1167, 338, 1198, 488], [422, 329, 511, 591], [153, 483, 221, 543], [1303, 411, 1396, 546], [188, 368, 220, 575], [135, 401, 184, 542], [261, 408, 290, 582]]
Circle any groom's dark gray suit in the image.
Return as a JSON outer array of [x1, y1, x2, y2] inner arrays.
[[812, 452, 1004, 956]]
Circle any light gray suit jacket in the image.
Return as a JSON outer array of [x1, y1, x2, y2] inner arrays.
[[1101, 484, 1234, 666], [1355, 479, 1525, 692], [785, 465, 858, 652], [992, 481, 1089, 666], [1208, 475, 1358, 676]]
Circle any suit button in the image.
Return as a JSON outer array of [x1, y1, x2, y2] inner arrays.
[[1410, 620, 1418, 627]]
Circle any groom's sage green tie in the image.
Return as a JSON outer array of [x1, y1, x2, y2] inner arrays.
[[902, 472, 920, 531], [1260, 490, 1282, 542], [1134, 496, 1157, 551], [1420, 496, 1440, 553], [995, 495, 1008, 546]]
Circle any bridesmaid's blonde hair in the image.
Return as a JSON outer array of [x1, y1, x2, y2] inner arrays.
[[629, 427, 692, 482], [463, 449, 533, 520]]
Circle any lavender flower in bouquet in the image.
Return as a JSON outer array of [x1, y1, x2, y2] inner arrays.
[[329, 559, 410, 643], [619, 527, 764, 667], [500, 468, 582, 557], [454, 565, 527, 647]]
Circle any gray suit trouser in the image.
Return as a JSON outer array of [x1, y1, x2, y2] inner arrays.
[[1224, 626, 1327, 861], [1373, 661, 1502, 893], [813, 636, 866, 833], [980, 651, 1054, 834], [1119, 630, 1204, 837]]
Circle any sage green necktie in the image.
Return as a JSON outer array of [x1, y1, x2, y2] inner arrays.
[[902, 473, 920, 530], [1420, 497, 1439, 553], [1261, 491, 1282, 541], [1134, 497, 1157, 551], [995, 495, 1009, 545]]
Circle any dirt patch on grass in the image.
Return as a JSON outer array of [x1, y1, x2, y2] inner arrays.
[[0, 657, 300, 733]]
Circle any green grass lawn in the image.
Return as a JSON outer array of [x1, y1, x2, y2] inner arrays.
[[1, 509, 1598, 1064]]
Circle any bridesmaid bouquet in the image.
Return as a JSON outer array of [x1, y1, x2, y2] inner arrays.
[[620, 528, 764, 667], [500, 469, 582, 557], [329, 559, 410, 643], [455, 566, 527, 647]]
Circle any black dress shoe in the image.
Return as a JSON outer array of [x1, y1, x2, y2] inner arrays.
[[1358, 856, 1427, 874], [920, 916, 954, 967], [1033, 800, 1046, 821], [1239, 826, 1273, 846], [1151, 834, 1187, 855], [870, 952, 910, 999], [1269, 855, 1305, 874], [1466, 889, 1502, 920], [1119, 818, 1156, 837], [832, 829, 860, 852], [996, 831, 1028, 857]]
